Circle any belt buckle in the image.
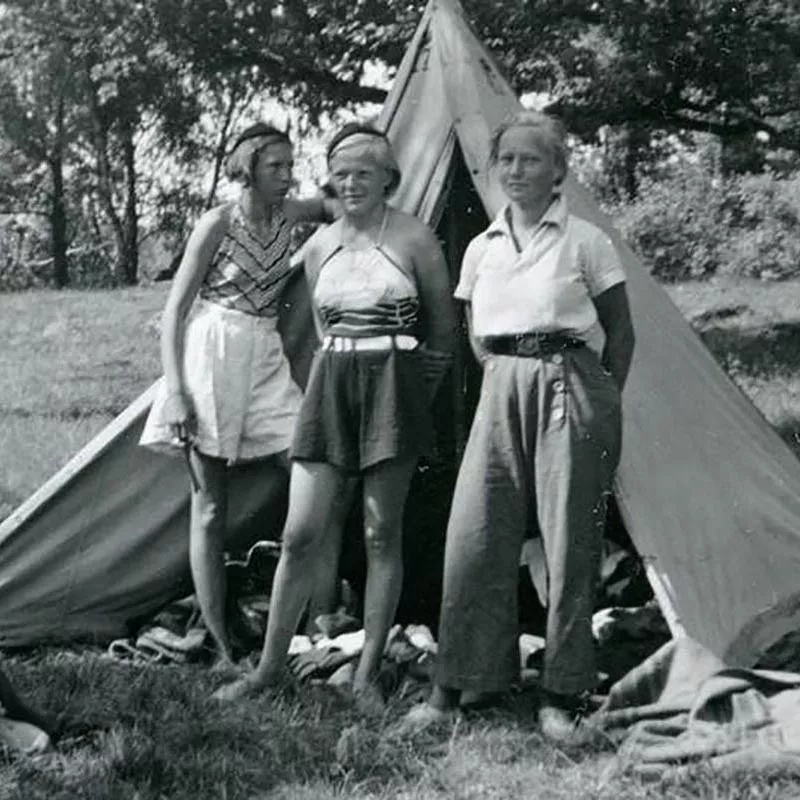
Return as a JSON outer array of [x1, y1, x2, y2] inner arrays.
[[516, 333, 540, 357]]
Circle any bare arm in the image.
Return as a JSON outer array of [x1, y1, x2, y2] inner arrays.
[[284, 191, 342, 225], [411, 226, 457, 354], [463, 304, 490, 366], [593, 282, 635, 390], [161, 208, 227, 397]]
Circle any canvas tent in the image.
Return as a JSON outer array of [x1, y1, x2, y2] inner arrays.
[[2, 0, 800, 665]]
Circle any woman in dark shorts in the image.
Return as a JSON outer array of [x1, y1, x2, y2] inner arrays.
[[214, 123, 456, 714]]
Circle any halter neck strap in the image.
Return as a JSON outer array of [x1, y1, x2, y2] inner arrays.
[[339, 204, 390, 250]]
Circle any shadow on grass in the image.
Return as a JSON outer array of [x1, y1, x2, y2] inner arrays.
[[694, 320, 800, 459], [688, 303, 749, 326], [698, 320, 800, 378]]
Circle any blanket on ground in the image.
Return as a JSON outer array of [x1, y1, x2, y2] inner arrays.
[[593, 637, 800, 777]]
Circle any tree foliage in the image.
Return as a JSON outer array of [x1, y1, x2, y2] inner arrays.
[[1, 0, 800, 288], [459, 0, 800, 154]]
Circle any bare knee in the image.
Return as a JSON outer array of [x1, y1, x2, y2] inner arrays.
[[363, 519, 401, 560], [191, 492, 226, 539], [282, 523, 319, 563]]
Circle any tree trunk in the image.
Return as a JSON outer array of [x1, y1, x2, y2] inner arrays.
[[622, 124, 650, 200], [85, 68, 126, 284], [49, 97, 69, 288], [205, 73, 244, 209], [119, 119, 138, 285]]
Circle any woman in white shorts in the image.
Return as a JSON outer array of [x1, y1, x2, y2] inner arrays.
[[141, 123, 348, 667]]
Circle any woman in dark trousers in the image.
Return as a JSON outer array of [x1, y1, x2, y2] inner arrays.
[[402, 110, 635, 744]]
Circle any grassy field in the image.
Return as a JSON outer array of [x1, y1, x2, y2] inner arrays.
[[2, 279, 800, 798], [0, 286, 167, 520], [669, 278, 800, 452]]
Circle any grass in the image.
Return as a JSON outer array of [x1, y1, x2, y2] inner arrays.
[[3, 278, 800, 797], [0, 286, 166, 518], [2, 650, 800, 800], [665, 277, 800, 455]]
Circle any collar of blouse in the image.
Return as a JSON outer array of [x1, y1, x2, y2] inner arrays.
[[486, 193, 567, 242]]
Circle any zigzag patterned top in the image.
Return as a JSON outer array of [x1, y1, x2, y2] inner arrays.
[[199, 203, 293, 317]]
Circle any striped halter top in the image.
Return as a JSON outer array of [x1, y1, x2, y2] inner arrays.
[[200, 202, 293, 317], [312, 208, 420, 338]]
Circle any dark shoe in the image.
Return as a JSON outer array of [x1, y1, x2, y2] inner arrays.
[[460, 690, 507, 711]]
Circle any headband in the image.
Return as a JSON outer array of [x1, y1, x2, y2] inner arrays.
[[232, 133, 288, 158], [232, 123, 289, 152], [328, 131, 400, 176]]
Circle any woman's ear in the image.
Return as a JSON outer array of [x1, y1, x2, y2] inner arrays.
[[554, 157, 568, 187]]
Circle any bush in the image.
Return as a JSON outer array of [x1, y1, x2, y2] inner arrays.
[[0, 215, 51, 291], [719, 173, 800, 280], [605, 163, 800, 282], [607, 165, 731, 281]]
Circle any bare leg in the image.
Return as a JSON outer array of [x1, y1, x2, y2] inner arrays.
[[352, 457, 417, 709], [188, 450, 232, 663], [305, 478, 358, 634], [214, 461, 347, 698]]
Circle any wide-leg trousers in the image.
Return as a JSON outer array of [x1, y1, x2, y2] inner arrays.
[[435, 346, 622, 696]]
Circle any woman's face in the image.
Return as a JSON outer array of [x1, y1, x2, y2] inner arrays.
[[252, 142, 294, 205], [329, 151, 390, 217], [495, 126, 561, 208]]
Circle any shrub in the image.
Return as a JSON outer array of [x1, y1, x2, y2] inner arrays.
[[607, 164, 731, 282], [718, 173, 800, 280], [605, 164, 800, 282], [0, 215, 51, 291]]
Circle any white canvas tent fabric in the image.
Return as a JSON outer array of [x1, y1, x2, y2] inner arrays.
[[2, 0, 800, 663]]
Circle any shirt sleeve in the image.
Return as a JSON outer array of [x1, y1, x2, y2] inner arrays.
[[581, 227, 626, 298], [453, 236, 486, 302]]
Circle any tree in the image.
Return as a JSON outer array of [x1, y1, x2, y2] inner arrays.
[[66, 0, 205, 285], [0, 5, 78, 287], [154, 0, 800, 166], [459, 0, 800, 159]]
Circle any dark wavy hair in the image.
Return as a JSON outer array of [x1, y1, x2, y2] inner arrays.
[[225, 123, 293, 186]]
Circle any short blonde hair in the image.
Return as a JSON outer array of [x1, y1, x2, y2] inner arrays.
[[326, 123, 402, 197], [489, 111, 569, 185]]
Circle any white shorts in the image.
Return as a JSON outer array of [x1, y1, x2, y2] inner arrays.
[[140, 300, 303, 463]]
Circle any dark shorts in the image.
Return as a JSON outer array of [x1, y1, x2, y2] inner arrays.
[[291, 348, 433, 472]]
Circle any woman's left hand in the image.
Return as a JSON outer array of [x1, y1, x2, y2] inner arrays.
[[419, 349, 454, 404]]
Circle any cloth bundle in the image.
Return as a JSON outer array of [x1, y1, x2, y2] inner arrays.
[[592, 637, 800, 777]]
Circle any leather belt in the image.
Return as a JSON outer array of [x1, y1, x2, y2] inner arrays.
[[322, 334, 419, 352], [481, 332, 585, 358]]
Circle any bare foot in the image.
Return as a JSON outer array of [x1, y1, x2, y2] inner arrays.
[[209, 657, 247, 679], [352, 682, 386, 719], [211, 674, 273, 703]]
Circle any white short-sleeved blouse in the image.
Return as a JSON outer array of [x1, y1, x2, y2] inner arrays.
[[454, 196, 625, 352]]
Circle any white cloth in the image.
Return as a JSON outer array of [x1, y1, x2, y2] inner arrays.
[[140, 300, 302, 463], [454, 196, 625, 352]]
